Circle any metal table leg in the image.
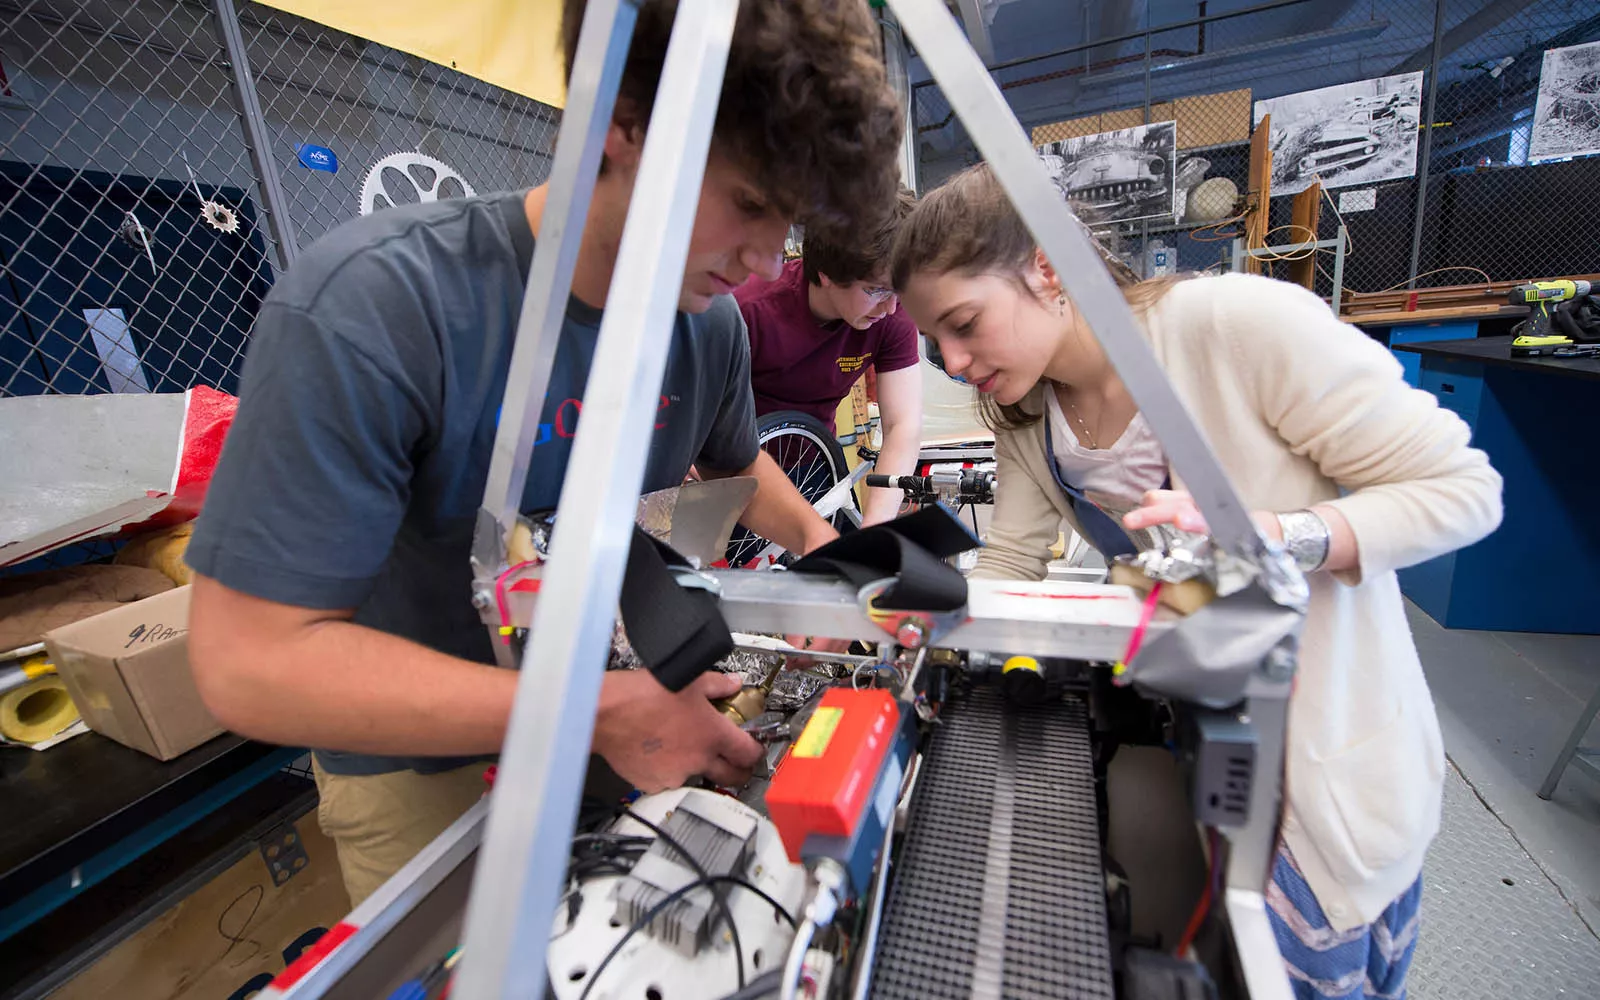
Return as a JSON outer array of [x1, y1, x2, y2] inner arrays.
[[1539, 685, 1600, 800]]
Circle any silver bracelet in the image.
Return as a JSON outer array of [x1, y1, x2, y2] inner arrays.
[[1275, 509, 1331, 572]]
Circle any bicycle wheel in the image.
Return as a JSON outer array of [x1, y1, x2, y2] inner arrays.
[[724, 410, 852, 568]]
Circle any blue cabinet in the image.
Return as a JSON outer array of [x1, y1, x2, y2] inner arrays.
[[1373, 320, 1481, 387], [1396, 351, 1599, 634]]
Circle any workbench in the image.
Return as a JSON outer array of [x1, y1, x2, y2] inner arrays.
[[1390, 336, 1599, 634], [1352, 309, 1525, 388], [0, 733, 305, 998]]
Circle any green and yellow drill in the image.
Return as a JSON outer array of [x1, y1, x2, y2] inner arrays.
[[1510, 280, 1599, 357]]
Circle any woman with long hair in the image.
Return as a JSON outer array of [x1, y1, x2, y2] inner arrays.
[[891, 164, 1503, 999]]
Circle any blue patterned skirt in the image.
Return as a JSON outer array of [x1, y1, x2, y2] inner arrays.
[[1267, 843, 1423, 1000]]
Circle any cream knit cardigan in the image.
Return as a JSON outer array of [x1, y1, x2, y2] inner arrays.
[[970, 272, 1503, 930]]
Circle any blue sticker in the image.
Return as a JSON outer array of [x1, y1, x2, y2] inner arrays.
[[295, 144, 338, 173]]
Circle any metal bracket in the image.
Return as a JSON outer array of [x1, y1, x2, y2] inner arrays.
[[856, 579, 966, 651], [669, 565, 722, 599]]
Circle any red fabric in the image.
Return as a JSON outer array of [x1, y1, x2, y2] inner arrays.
[[271, 922, 359, 989], [131, 386, 238, 532], [734, 260, 919, 427], [170, 385, 238, 516]]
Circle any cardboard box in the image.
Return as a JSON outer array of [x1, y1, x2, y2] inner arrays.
[[53, 812, 353, 1000], [44, 585, 223, 759]]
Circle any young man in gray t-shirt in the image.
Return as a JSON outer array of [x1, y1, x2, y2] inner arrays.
[[186, 0, 904, 904]]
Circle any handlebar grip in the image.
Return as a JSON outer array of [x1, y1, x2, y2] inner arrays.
[[864, 475, 895, 488]]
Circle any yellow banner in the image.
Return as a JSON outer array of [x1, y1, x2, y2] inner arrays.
[[255, 0, 567, 108]]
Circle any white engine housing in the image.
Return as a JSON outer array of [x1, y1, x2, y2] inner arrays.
[[548, 788, 807, 1000]]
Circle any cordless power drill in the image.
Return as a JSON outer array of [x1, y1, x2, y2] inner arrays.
[[1510, 280, 1598, 357]]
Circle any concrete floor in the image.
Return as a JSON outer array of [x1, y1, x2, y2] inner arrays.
[[1405, 604, 1600, 999]]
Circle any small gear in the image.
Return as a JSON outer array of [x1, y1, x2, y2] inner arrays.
[[200, 200, 239, 234], [359, 151, 476, 216], [118, 212, 152, 250]]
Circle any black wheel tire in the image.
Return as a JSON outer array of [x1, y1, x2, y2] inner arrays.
[[724, 410, 854, 567]]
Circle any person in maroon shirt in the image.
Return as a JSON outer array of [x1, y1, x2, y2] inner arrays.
[[735, 188, 923, 524]]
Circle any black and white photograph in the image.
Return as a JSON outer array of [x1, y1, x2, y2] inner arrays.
[[1036, 120, 1177, 224], [1530, 40, 1600, 162], [1253, 71, 1423, 194]]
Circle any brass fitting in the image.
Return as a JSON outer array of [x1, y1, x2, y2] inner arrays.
[[715, 659, 783, 726]]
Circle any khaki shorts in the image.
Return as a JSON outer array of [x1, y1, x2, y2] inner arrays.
[[312, 758, 492, 907]]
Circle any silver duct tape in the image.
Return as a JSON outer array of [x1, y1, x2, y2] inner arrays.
[[635, 486, 680, 543]]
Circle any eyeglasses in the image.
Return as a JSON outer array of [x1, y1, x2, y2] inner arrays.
[[862, 284, 896, 303]]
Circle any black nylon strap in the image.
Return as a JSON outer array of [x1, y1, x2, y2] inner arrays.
[[790, 506, 975, 612], [619, 526, 733, 692]]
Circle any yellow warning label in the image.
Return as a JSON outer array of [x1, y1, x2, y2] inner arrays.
[[792, 706, 844, 759]]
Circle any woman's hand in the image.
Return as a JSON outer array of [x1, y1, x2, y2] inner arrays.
[[1122, 489, 1358, 573], [1121, 489, 1282, 540]]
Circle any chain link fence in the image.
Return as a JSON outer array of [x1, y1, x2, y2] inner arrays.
[[0, 0, 561, 401], [7, 1, 1597, 388], [912, 0, 1600, 302]]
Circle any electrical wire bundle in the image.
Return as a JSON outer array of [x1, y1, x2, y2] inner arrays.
[[570, 808, 799, 1000]]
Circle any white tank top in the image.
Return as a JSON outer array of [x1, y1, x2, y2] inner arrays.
[[1044, 388, 1168, 512]]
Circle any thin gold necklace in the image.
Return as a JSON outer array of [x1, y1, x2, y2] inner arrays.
[[1056, 383, 1100, 449]]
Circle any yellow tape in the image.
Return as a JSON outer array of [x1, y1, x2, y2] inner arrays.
[[792, 706, 844, 759], [0, 675, 80, 745]]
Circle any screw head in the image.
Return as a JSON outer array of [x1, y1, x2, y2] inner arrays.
[[1264, 645, 1295, 681], [471, 590, 493, 610], [895, 618, 928, 648]]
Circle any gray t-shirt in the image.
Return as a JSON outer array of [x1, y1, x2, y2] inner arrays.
[[187, 192, 760, 775]]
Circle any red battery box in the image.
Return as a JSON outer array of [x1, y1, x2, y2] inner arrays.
[[765, 687, 901, 863]]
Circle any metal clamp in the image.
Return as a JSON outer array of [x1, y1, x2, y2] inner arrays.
[[668, 565, 722, 599], [856, 579, 966, 650]]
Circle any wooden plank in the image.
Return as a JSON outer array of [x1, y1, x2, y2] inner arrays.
[[1288, 182, 1322, 292], [1340, 273, 1600, 312], [1342, 303, 1520, 325], [54, 816, 352, 1000], [1244, 113, 1273, 276]]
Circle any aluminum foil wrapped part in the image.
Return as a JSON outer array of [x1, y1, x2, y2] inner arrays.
[[605, 626, 845, 714], [1121, 523, 1307, 610], [607, 623, 648, 672], [605, 625, 788, 683], [766, 666, 840, 713], [635, 488, 677, 544], [716, 646, 786, 687]]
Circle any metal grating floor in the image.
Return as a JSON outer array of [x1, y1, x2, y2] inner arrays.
[[871, 686, 1113, 999], [1409, 762, 1600, 999]]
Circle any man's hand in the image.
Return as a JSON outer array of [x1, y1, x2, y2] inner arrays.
[[593, 670, 764, 792]]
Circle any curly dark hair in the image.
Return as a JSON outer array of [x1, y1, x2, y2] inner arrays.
[[803, 185, 916, 287], [562, 0, 904, 238]]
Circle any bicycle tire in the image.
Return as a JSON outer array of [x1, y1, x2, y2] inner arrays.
[[724, 410, 853, 567]]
